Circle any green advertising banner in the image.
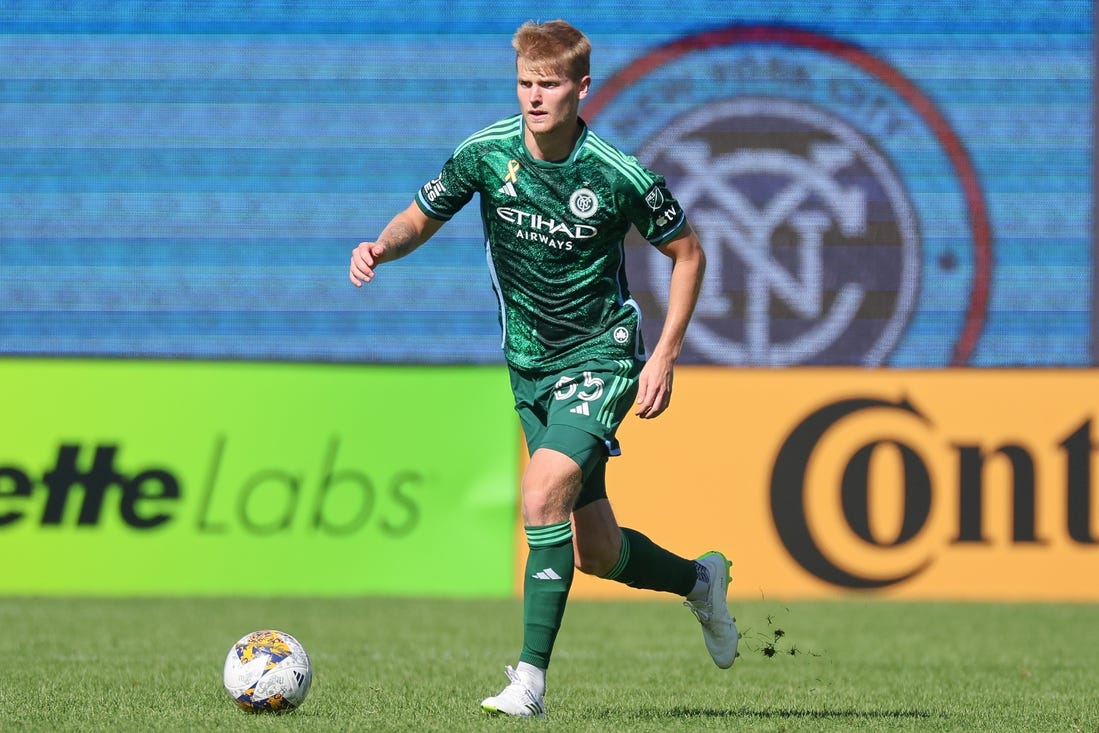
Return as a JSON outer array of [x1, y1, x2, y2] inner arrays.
[[0, 360, 519, 596]]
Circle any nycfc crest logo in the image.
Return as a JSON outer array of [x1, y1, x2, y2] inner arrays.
[[569, 188, 599, 219], [586, 26, 990, 367], [636, 97, 919, 366]]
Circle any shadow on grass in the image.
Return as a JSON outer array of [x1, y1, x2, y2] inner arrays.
[[646, 706, 938, 721]]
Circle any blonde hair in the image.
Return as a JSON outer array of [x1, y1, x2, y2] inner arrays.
[[512, 20, 591, 81]]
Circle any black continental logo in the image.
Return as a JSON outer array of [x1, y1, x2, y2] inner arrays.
[[771, 397, 1099, 588]]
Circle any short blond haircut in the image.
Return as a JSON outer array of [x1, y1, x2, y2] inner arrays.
[[512, 20, 591, 81]]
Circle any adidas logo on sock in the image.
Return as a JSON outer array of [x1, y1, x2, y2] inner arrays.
[[532, 568, 563, 580]]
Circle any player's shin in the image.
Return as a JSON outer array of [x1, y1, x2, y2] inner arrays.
[[600, 527, 697, 595], [519, 521, 575, 671]]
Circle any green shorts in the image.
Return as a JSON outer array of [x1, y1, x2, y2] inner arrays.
[[509, 357, 641, 482]]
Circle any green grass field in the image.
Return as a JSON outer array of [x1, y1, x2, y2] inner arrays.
[[0, 596, 1095, 731]]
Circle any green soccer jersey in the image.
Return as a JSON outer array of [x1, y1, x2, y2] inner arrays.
[[414, 114, 687, 374]]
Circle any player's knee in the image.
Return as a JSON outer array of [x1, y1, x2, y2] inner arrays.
[[521, 450, 583, 524], [521, 482, 571, 525]]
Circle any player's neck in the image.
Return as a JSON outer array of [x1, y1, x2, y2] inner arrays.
[[524, 120, 581, 162]]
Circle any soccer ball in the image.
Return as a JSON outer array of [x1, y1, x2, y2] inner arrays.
[[223, 629, 313, 712]]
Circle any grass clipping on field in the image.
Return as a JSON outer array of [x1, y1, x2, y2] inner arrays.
[[739, 606, 818, 660]]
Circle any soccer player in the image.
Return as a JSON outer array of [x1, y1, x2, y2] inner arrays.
[[349, 19, 738, 718]]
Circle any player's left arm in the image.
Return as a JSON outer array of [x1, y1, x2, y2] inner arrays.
[[635, 222, 706, 419]]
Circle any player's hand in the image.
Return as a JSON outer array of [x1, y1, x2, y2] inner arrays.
[[349, 242, 385, 287], [635, 353, 674, 419]]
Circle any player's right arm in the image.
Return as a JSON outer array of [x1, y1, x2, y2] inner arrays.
[[349, 202, 445, 286]]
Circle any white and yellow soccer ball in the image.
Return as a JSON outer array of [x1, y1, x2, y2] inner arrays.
[[223, 629, 313, 712]]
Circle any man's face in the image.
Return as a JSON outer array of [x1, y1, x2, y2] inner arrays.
[[516, 57, 590, 137]]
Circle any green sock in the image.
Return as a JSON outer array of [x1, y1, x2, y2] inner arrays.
[[601, 527, 697, 596], [518, 521, 574, 670]]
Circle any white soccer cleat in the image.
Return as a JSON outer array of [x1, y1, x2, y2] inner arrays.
[[481, 665, 545, 718], [684, 551, 739, 669]]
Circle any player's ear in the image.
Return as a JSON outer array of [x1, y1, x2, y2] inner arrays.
[[578, 75, 591, 99]]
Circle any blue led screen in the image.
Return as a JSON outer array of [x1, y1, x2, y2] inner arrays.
[[0, 1, 1091, 366]]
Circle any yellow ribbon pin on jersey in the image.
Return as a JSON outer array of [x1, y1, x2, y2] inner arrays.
[[505, 159, 520, 183]]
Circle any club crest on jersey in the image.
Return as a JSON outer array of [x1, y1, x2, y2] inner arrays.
[[569, 188, 599, 219]]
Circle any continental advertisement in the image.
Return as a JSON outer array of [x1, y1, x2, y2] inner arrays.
[[565, 368, 1099, 601], [0, 360, 518, 597]]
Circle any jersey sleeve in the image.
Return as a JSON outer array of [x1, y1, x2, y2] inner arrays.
[[622, 173, 688, 247], [414, 148, 480, 222]]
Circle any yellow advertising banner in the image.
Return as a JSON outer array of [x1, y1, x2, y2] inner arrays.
[[554, 368, 1099, 601]]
